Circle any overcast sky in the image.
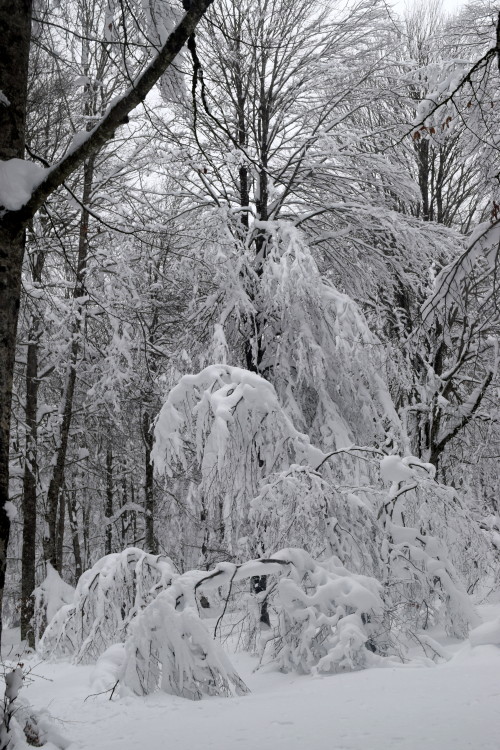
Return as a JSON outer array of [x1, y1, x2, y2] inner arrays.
[[393, 0, 465, 14]]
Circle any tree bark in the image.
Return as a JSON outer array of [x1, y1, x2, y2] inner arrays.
[[56, 486, 66, 570], [66, 492, 82, 584], [20, 318, 38, 646], [105, 445, 113, 555], [20, 239, 45, 645], [0, 0, 33, 647], [142, 410, 157, 554]]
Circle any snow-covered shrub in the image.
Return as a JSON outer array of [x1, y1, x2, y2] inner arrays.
[[247, 464, 383, 576], [379, 455, 481, 638], [152, 365, 323, 567], [10, 701, 70, 750], [120, 547, 384, 698], [0, 667, 69, 750], [90, 643, 126, 693], [32, 564, 75, 645], [256, 549, 384, 674], [0, 668, 23, 749], [39, 548, 175, 663], [121, 593, 250, 699]]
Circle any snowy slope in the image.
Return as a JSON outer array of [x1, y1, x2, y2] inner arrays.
[[3, 608, 500, 750]]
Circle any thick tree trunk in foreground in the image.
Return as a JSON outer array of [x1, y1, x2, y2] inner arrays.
[[0, 0, 33, 645], [20, 235, 45, 645], [0, 227, 25, 643]]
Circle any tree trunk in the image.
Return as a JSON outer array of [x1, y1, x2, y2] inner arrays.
[[105, 445, 113, 555], [20, 242, 45, 646], [66, 492, 82, 584], [56, 487, 66, 571], [20, 321, 38, 646], [142, 410, 156, 554], [45, 155, 95, 569], [0, 0, 33, 645], [44, 359, 77, 570], [120, 460, 128, 546], [416, 138, 430, 221]]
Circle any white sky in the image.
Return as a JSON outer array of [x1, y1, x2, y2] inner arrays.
[[393, 0, 465, 14]]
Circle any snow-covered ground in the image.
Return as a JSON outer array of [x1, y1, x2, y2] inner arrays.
[[3, 607, 500, 750]]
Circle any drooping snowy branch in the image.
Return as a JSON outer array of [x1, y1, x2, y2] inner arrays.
[[152, 364, 324, 563], [39, 548, 175, 663]]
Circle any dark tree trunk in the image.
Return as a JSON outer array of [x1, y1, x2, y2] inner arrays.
[[130, 481, 137, 545], [66, 492, 82, 583], [56, 487, 66, 571], [0, 0, 33, 643], [45, 155, 94, 569], [20, 320, 38, 646], [120, 460, 128, 546], [416, 138, 430, 221], [44, 365, 76, 570], [142, 411, 156, 554], [20, 243, 45, 645], [105, 445, 113, 555]]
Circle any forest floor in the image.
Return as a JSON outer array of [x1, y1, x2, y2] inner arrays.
[[2, 604, 500, 750]]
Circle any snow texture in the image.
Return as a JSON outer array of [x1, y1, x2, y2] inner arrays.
[[0, 159, 46, 211], [39, 548, 175, 662], [4, 604, 500, 750]]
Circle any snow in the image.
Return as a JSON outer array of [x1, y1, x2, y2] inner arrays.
[[380, 455, 414, 483], [33, 563, 75, 625], [4, 668, 23, 701], [4, 606, 500, 750], [379, 455, 435, 484], [4, 501, 18, 521], [469, 617, 500, 647], [0, 159, 47, 211]]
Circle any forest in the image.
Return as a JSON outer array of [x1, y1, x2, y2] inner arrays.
[[0, 0, 499, 748]]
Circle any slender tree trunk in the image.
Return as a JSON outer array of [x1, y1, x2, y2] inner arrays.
[[45, 155, 95, 569], [0, 0, 33, 642], [56, 487, 66, 571], [142, 411, 156, 554], [244, 56, 271, 624], [20, 242, 45, 645], [105, 445, 113, 555], [82, 500, 90, 570], [66, 492, 82, 583], [416, 138, 430, 221], [120, 460, 128, 546], [130, 480, 137, 545], [20, 321, 38, 646]]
